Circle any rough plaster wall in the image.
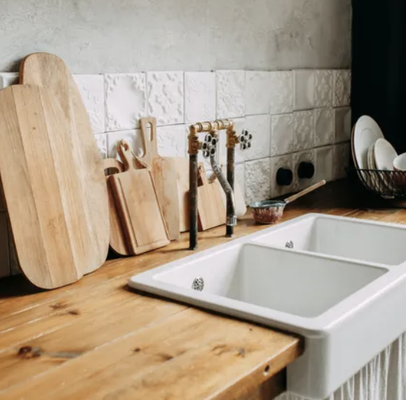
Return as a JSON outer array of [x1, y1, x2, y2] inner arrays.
[[0, 0, 351, 73]]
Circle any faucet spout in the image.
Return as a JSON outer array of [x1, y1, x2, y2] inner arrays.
[[209, 155, 237, 233]]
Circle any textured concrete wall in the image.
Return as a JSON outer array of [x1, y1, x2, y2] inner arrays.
[[0, 0, 351, 73]]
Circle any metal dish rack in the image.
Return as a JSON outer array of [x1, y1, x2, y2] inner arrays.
[[350, 168, 406, 199]]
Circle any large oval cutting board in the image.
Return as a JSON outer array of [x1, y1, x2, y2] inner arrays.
[[20, 53, 109, 275], [0, 85, 100, 288]]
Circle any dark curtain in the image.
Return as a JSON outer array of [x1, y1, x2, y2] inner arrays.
[[352, 0, 406, 153]]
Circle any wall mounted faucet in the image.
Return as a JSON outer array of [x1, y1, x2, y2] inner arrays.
[[188, 119, 252, 250]]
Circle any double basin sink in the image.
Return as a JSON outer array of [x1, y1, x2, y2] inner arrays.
[[129, 214, 406, 399]]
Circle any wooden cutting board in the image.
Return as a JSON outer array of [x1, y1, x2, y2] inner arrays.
[[197, 165, 226, 231], [104, 159, 128, 256], [174, 157, 191, 232], [140, 117, 180, 241], [20, 52, 109, 274], [0, 84, 98, 288], [109, 140, 170, 255]]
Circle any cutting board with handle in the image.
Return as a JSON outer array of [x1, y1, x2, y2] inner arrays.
[[208, 165, 247, 218], [109, 140, 170, 255], [0, 84, 97, 288], [140, 117, 180, 241], [104, 158, 128, 256], [197, 165, 226, 231], [19, 52, 109, 274]]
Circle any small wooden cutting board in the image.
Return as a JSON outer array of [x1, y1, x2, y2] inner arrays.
[[140, 117, 180, 241], [20, 52, 109, 274], [109, 140, 170, 255], [0, 85, 96, 288], [197, 165, 226, 231]]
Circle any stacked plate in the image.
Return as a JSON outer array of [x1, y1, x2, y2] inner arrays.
[[352, 116, 400, 194]]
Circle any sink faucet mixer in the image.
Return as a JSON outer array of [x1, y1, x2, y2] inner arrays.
[[188, 119, 252, 250]]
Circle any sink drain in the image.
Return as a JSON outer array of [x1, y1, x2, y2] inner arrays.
[[285, 240, 294, 249], [192, 277, 204, 291]]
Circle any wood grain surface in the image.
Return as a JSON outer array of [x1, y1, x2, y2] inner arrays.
[[0, 180, 398, 400], [198, 165, 227, 230], [140, 117, 180, 241], [110, 140, 170, 255], [0, 84, 99, 289], [20, 52, 109, 274]]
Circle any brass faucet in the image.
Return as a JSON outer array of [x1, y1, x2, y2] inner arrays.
[[188, 119, 252, 250]]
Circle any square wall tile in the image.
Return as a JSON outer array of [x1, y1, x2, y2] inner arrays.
[[271, 113, 295, 156], [0, 213, 9, 278], [95, 134, 107, 159], [185, 72, 215, 124], [294, 110, 315, 151], [107, 129, 143, 160], [293, 149, 316, 191], [219, 118, 246, 165], [294, 70, 315, 111], [315, 146, 334, 182], [270, 155, 294, 198], [245, 158, 271, 204], [216, 70, 245, 118], [105, 73, 146, 131], [157, 125, 187, 158], [314, 108, 334, 147], [245, 71, 270, 115], [0, 72, 18, 89], [333, 142, 350, 180], [269, 71, 293, 115], [334, 70, 351, 107], [73, 74, 105, 134], [335, 107, 352, 144], [314, 70, 334, 108], [244, 115, 271, 161], [147, 71, 184, 126]]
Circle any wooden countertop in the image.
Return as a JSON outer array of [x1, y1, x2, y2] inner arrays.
[[1, 179, 405, 400]]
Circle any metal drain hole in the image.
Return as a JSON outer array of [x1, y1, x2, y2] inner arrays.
[[285, 240, 294, 249], [192, 277, 204, 291]]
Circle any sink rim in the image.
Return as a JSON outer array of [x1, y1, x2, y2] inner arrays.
[[129, 214, 406, 337]]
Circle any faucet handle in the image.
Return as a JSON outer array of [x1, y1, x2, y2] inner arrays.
[[239, 130, 252, 151], [202, 134, 218, 159]]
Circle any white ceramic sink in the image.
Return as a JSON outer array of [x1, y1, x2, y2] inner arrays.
[[254, 213, 406, 266], [129, 213, 406, 399]]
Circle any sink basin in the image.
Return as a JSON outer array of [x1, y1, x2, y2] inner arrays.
[[253, 213, 406, 266], [129, 213, 406, 399]]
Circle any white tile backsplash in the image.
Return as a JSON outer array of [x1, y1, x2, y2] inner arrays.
[[0, 67, 351, 278], [334, 70, 351, 107], [157, 125, 187, 157], [244, 115, 271, 161], [74, 74, 105, 134], [147, 71, 184, 126], [271, 113, 295, 156], [105, 73, 146, 131], [245, 158, 271, 204], [216, 70, 245, 119], [245, 71, 270, 115], [269, 71, 293, 115], [294, 70, 315, 111], [314, 108, 334, 147], [185, 72, 216, 124], [314, 70, 334, 108]]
